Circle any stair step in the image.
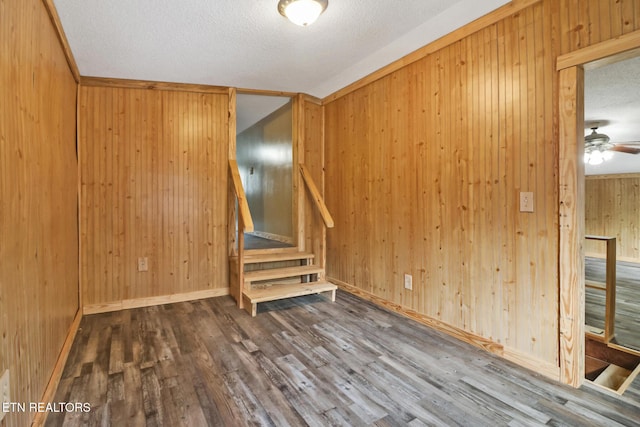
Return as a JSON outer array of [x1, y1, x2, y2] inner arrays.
[[242, 281, 337, 317], [244, 265, 323, 283], [244, 252, 315, 265]]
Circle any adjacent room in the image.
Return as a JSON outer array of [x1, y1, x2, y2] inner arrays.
[[2, 0, 640, 426]]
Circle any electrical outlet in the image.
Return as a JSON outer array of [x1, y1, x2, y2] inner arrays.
[[0, 370, 10, 422], [137, 257, 149, 272], [404, 274, 413, 290], [520, 192, 534, 212]]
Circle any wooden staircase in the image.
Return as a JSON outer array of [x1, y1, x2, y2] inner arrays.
[[240, 249, 336, 317], [228, 95, 336, 317]]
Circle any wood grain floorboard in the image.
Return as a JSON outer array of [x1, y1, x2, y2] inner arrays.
[[586, 257, 640, 351], [47, 291, 640, 426]]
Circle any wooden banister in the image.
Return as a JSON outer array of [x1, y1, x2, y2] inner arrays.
[[229, 159, 254, 232], [299, 164, 334, 228]]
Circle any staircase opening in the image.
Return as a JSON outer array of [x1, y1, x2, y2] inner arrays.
[[236, 93, 294, 250]]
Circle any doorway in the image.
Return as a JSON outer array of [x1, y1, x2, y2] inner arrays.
[[583, 54, 640, 354], [558, 40, 640, 390], [236, 93, 295, 250]]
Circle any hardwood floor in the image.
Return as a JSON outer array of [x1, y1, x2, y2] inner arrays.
[[47, 292, 640, 426], [586, 257, 640, 352]]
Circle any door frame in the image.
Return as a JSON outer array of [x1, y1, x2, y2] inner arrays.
[[557, 30, 640, 387], [232, 89, 303, 249]]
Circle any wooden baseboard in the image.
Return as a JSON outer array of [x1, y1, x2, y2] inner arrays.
[[329, 277, 560, 381], [502, 346, 560, 381], [32, 309, 83, 427], [83, 288, 229, 315]]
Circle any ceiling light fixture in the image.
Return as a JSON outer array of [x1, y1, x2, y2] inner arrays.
[[584, 127, 614, 165], [278, 0, 328, 26]]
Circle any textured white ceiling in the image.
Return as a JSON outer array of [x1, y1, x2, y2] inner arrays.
[[585, 55, 640, 175], [236, 94, 290, 134], [53, 0, 509, 98]]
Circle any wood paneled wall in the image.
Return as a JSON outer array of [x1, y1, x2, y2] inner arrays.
[[302, 99, 327, 267], [79, 86, 229, 308], [0, 0, 79, 425], [559, 0, 640, 54], [324, 0, 640, 374], [586, 174, 640, 262]]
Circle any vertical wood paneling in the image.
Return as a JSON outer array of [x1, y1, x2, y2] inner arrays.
[[325, 1, 560, 366], [302, 100, 327, 271], [559, 0, 640, 55], [585, 174, 640, 262], [79, 86, 229, 307], [324, 0, 638, 377], [0, 0, 79, 425]]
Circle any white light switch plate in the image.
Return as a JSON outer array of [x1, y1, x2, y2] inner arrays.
[[520, 192, 534, 212], [137, 257, 149, 272], [404, 274, 413, 290]]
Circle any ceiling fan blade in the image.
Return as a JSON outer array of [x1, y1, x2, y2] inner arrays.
[[610, 145, 640, 154]]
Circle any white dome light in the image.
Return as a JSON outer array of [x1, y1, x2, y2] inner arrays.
[[278, 0, 328, 26]]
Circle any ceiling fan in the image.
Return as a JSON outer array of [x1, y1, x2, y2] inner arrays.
[[585, 127, 640, 155], [584, 127, 640, 165]]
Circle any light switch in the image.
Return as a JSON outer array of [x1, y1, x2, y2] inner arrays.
[[137, 257, 149, 272], [520, 192, 534, 212]]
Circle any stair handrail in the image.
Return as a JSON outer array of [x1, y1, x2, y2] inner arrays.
[[229, 159, 254, 232], [299, 164, 334, 228]]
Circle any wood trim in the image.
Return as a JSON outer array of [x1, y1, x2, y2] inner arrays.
[[228, 88, 237, 158], [586, 173, 640, 180], [558, 66, 585, 388], [228, 88, 238, 257], [299, 164, 334, 228], [76, 84, 82, 312], [557, 29, 640, 71], [322, 0, 542, 103], [80, 76, 229, 94], [294, 94, 305, 249], [41, 0, 80, 82], [237, 88, 300, 97], [83, 288, 229, 315], [329, 277, 503, 354], [303, 94, 323, 105], [229, 159, 255, 232], [502, 347, 561, 381], [32, 309, 83, 427], [331, 277, 561, 380]]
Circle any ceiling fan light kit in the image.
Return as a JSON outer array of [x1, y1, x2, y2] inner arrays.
[[584, 127, 614, 165], [583, 126, 640, 165], [278, 0, 328, 26]]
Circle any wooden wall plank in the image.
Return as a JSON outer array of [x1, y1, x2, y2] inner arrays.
[[324, 0, 640, 381], [0, 0, 79, 425], [585, 174, 640, 263], [79, 86, 229, 307]]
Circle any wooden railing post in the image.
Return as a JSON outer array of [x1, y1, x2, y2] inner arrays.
[[585, 235, 616, 344]]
